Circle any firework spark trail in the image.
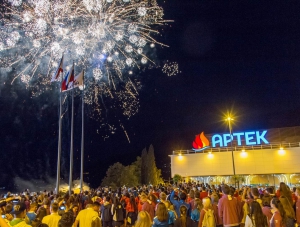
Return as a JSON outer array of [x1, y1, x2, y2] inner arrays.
[[1, 0, 172, 138], [120, 122, 130, 143]]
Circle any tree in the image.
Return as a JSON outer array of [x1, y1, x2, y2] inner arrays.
[[121, 165, 139, 186], [101, 145, 163, 187], [101, 162, 125, 188], [147, 145, 156, 184], [145, 145, 164, 185], [131, 156, 142, 185], [173, 174, 182, 183], [141, 147, 148, 184]]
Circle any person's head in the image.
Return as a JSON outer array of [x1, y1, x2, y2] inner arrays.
[[194, 198, 203, 210], [10, 202, 27, 218], [279, 182, 287, 191], [266, 187, 274, 194], [229, 187, 235, 196], [210, 193, 219, 204], [30, 202, 38, 211], [262, 195, 271, 207], [249, 201, 262, 215], [251, 188, 259, 197], [135, 211, 152, 227], [271, 198, 286, 218], [43, 198, 50, 206], [149, 194, 158, 203], [202, 197, 211, 209], [5, 203, 13, 214], [50, 203, 59, 213], [221, 185, 230, 195], [92, 201, 100, 212], [249, 201, 267, 226], [129, 195, 137, 210], [195, 191, 200, 199], [155, 202, 168, 222], [164, 200, 171, 209], [159, 192, 167, 201], [189, 190, 195, 199], [180, 192, 187, 201], [140, 194, 148, 203], [105, 196, 111, 203], [58, 211, 73, 227]]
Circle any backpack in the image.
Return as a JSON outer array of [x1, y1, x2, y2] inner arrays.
[[102, 204, 112, 222], [114, 204, 124, 222], [202, 209, 216, 227]]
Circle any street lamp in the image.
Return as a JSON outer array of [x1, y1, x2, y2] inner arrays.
[[225, 116, 236, 178]]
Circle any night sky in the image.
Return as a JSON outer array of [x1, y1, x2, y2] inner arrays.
[[1, 0, 300, 190]]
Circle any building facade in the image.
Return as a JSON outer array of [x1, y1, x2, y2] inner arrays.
[[170, 126, 300, 186]]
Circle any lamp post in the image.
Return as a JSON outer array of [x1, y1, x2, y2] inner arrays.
[[226, 117, 236, 184]]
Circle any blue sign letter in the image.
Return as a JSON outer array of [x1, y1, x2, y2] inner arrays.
[[245, 131, 256, 145], [256, 130, 269, 144], [223, 134, 232, 147], [233, 132, 244, 146], [212, 134, 223, 147]]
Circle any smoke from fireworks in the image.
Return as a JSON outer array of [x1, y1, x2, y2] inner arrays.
[[0, 0, 172, 137]]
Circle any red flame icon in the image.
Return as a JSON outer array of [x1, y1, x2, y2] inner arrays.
[[192, 132, 210, 149]]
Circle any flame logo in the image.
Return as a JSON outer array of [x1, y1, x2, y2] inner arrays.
[[192, 132, 210, 150]]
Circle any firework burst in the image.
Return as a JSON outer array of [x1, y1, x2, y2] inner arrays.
[[0, 0, 172, 139]]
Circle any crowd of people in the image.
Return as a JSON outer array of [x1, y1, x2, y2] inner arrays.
[[0, 181, 299, 227]]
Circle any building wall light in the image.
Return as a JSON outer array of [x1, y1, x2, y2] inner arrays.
[[178, 153, 183, 160], [278, 147, 285, 155], [240, 149, 248, 158]]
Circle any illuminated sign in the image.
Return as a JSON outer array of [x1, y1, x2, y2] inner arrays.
[[192, 130, 269, 149], [192, 132, 210, 151], [211, 130, 269, 147]]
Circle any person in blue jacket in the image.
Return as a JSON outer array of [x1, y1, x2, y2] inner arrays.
[[152, 203, 169, 227], [170, 188, 190, 218]]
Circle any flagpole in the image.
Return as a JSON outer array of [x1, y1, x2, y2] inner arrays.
[[68, 62, 74, 195], [80, 70, 85, 192], [56, 70, 63, 195]]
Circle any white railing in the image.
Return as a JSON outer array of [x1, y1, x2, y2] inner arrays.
[[172, 142, 300, 155]]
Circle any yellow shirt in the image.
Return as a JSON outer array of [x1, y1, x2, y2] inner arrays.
[[76, 208, 100, 227], [42, 213, 61, 227]]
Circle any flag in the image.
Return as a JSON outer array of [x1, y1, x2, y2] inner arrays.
[[61, 64, 75, 92], [69, 70, 84, 89], [51, 56, 64, 82]]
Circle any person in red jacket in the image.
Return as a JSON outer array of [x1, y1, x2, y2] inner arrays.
[[200, 187, 208, 200], [218, 184, 242, 227], [126, 196, 138, 227]]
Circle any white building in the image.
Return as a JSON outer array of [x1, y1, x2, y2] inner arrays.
[[170, 126, 300, 186]]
